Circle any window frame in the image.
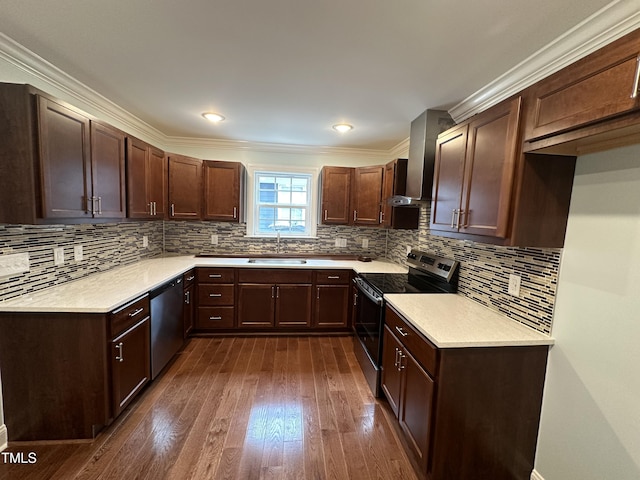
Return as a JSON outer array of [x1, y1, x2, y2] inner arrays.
[[245, 165, 319, 238]]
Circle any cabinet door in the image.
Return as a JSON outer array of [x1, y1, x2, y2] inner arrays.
[[314, 284, 349, 328], [149, 147, 167, 218], [111, 317, 150, 417], [90, 122, 126, 218], [321, 166, 353, 224], [380, 326, 403, 417], [399, 348, 434, 472], [276, 284, 312, 327], [353, 166, 384, 226], [126, 137, 150, 218], [37, 96, 92, 218], [460, 97, 521, 238], [237, 284, 275, 328], [526, 31, 640, 141], [430, 125, 467, 232], [203, 161, 242, 222], [381, 161, 396, 228], [168, 155, 202, 219]]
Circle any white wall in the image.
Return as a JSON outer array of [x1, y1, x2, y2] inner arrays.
[[534, 144, 640, 479]]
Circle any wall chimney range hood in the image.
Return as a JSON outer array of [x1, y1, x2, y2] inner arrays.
[[389, 109, 455, 206]]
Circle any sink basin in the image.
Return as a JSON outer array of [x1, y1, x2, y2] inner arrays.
[[247, 258, 307, 265]]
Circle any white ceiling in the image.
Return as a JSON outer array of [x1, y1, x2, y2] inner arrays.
[[0, 0, 616, 150]]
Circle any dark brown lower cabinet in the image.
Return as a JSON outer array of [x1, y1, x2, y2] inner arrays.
[[381, 305, 548, 480], [314, 284, 350, 328], [237, 282, 312, 328], [110, 317, 150, 417]]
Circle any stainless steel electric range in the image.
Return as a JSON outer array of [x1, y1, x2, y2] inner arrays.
[[352, 249, 459, 396]]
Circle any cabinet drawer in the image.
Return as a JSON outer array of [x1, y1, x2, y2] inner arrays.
[[238, 268, 312, 284], [196, 307, 235, 329], [314, 269, 350, 284], [385, 305, 437, 376], [110, 295, 150, 338], [183, 269, 196, 287], [198, 284, 234, 305], [197, 267, 235, 283]]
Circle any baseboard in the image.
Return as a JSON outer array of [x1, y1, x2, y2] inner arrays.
[[531, 469, 545, 480], [0, 423, 7, 452]]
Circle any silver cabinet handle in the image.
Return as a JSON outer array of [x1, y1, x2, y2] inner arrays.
[[398, 352, 406, 371], [395, 325, 409, 337], [276, 286, 280, 299], [153, 202, 157, 216], [233, 207, 237, 219], [632, 55, 640, 99], [317, 287, 320, 299], [185, 291, 190, 304], [209, 274, 222, 278], [353, 210, 357, 222], [97, 197, 102, 215], [209, 316, 222, 321], [457, 209, 465, 229], [148, 203, 153, 215], [209, 293, 222, 297], [128, 307, 144, 318], [324, 209, 328, 221], [115, 342, 124, 362], [394, 347, 400, 368], [327, 276, 340, 279], [353, 292, 358, 306], [271, 286, 275, 298], [170, 203, 175, 216], [379, 211, 383, 224], [89, 196, 97, 215], [451, 209, 457, 228], [187, 275, 195, 281]]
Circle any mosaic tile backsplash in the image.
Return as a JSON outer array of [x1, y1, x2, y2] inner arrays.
[[0, 222, 163, 302], [1, 212, 560, 334]]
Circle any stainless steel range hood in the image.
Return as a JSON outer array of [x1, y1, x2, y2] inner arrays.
[[389, 109, 455, 206]]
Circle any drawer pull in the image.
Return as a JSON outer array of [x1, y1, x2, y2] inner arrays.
[[327, 276, 340, 279], [398, 352, 406, 371], [128, 307, 144, 318], [186, 275, 195, 281], [394, 347, 400, 368], [631, 55, 640, 99], [115, 342, 124, 362], [209, 316, 223, 321], [209, 274, 222, 278], [395, 325, 409, 337], [209, 293, 222, 297]]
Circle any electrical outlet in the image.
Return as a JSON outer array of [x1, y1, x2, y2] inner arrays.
[[362, 238, 369, 248], [335, 238, 341, 247], [74, 245, 83, 261], [53, 247, 65, 266], [211, 234, 218, 245], [340, 238, 347, 247], [0, 252, 30, 277], [508, 274, 521, 296], [142, 236, 149, 248]]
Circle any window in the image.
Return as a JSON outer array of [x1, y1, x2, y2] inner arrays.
[[247, 167, 318, 238]]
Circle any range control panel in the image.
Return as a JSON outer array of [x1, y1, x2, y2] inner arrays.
[[407, 249, 458, 282]]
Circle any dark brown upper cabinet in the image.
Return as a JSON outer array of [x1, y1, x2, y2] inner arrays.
[[352, 165, 384, 226], [0, 83, 126, 224], [320, 166, 353, 225], [524, 28, 640, 155], [203, 160, 244, 222], [381, 158, 419, 229], [168, 154, 203, 220], [126, 136, 166, 219]]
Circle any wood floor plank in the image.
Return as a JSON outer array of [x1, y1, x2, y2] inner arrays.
[[1, 336, 419, 480]]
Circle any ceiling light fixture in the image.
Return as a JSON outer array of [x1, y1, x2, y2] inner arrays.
[[202, 112, 225, 123], [332, 123, 353, 133]]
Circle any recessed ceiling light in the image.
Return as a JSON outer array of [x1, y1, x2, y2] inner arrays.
[[202, 112, 225, 123], [333, 123, 353, 133]]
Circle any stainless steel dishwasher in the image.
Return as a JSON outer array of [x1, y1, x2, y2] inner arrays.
[[149, 275, 184, 379]]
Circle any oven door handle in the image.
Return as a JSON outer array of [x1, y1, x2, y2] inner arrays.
[[354, 277, 384, 306]]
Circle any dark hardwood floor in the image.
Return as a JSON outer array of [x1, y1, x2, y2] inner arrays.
[[0, 336, 419, 480]]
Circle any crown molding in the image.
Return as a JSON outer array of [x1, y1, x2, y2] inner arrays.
[[387, 136, 410, 159], [449, 0, 640, 122], [0, 32, 166, 146]]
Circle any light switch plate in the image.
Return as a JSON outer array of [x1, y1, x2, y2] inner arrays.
[[142, 236, 149, 248], [508, 274, 521, 296], [211, 234, 218, 245], [53, 247, 65, 266], [0, 252, 30, 277], [340, 238, 347, 247], [362, 238, 369, 248], [74, 245, 83, 261]]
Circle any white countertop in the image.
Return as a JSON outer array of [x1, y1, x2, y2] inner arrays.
[[0, 256, 407, 313], [384, 293, 554, 348]]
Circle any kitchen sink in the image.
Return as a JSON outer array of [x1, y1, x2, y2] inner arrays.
[[247, 258, 307, 264]]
